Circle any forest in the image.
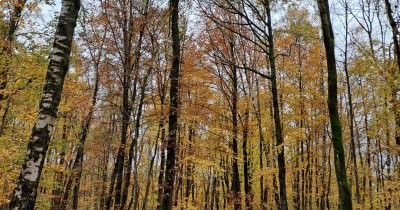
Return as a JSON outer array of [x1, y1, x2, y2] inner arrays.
[[0, 0, 400, 209]]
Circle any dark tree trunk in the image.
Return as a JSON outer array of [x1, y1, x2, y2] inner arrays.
[[293, 41, 303, 210], [243, 105, 252, 210], [317, 0, 353, 209], [120, 2, 151, 207], [263, 1, 288, 209], [121, 70, 149, 209], [60, 26, 105, 210], [384, 0, 400, 74], [156, 77, 167, 210], [59, 55, 101, 210], [105, 155, 118, 209], [384, 0, 400, 145], [161, 0, 180, 209], [230, 51, 241, 210], [318, 37, 328, 210], [185, 126, 194, 208], [156, 102, 166, 210], [254, 78, 268, 210], [5, 0, 27, 49], [8, 0, 80, 208], [100, 148, 110, 209], [51, 115, 68, 210], [142, 130, 159, 210], [210, 175, 217, 210], [358, 80, 373, 208], [107, 2, 137, 207], [113, 50, 131, 210], [343, 2, 361, 203]]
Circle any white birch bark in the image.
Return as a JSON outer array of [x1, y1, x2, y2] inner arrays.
[[9, 0, 80, 209]]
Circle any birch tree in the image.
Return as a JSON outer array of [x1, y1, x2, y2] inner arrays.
[[8, 0, 80, 209]]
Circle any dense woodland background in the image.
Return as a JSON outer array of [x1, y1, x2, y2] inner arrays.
[[1, 0, 400, 209]]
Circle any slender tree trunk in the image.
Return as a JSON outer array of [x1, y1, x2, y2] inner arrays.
[[384, 0, 400, 75], [121, 72, 149, 209], [243, 103, 252, 210], [293, 41, 303, 210], [3, 0, 27, 52], [318, 35, 328, 210], [384, 0, 400, 145], [100, 149, 109, 209], [358, 80, 373, 208], [111, 1, 137, 207], [120, 2, 150, 207], [60, 57, 101, 210], [263, 1, 288, 209], [210, 175, 216, 210], [173, 126, 182, 208], [230, 49, 241, 210], [254, 78, 268, 210], [317, 0, 352, 209], [8, 0, 80, 208], [343, 2, 361, 203], [185, 126, 194, 208], [161, 0, 180, 209], [114, 50, 131, 210], [105, 155, 118, 209], [104, 113, 119, 209], [142, 133, 159, 210], [60, 27, 105, 210], [306, 135, 312, 210], [51, 115, 68, 210], [0, 0, 28, 117], [157, 103, 166, 210]]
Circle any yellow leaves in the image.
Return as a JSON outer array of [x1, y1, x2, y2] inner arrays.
[[53, 164, 65, 173], [253, 166, 279, 178], [0, 136, 26, 205], [285, 127, 307, 146], [22, 110, 36, 121]]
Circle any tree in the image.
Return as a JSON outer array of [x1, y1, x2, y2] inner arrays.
[[8, 0, 80, 208], [342, 0, 361, 203], [2, 0, 400, 209], [200, 1, 289, 208], [384, 0, 400, 145], [100, 0, 140, 208], [58, 14, 107, 210], [0, 0, 28, 136], [161, 0, 181, 209], [316, 0, 352, 209]]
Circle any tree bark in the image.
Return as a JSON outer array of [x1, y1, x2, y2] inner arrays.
[[156, 99, 167, 210], [185, 125, 194, 208], [156, 71, 167, 210], [142, 131, 159, 210], [243, 101, 252, 210], [113, 37, 131, 210], [120, 2, 150, 208], [343, 2, 361, 203], [262, 1, 288, 209], [60, 54, 101, 210], [121, 71, 149, 209], [161, 0, 180, 209], [106, 1, 136, 207], [229, 41, 241, 210], [8, 0, 80, 208], [317, 0, 353, 209], [51, 115, 68, 210], [60, 24, 106, 210], [253, 78, 268, 210], [384, 0, 400, 145]]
